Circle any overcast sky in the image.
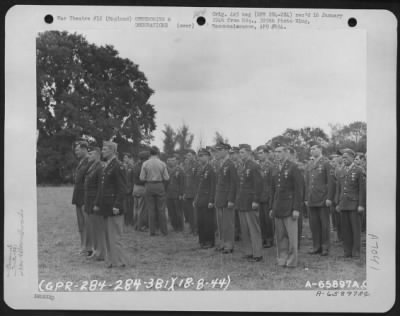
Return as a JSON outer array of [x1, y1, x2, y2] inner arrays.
[[81, 29, 366, 150]]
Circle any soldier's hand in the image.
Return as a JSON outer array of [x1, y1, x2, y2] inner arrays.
[[93, 205, 99, 212], [208, 203, 214, 209], [178, 195, 183, 200], [292, 210, 300, 220], [112, 208, 120, 215], [183, 194, 186, 200], [193, 202, 196, 208], [326, 199, 332, 207], [227, 201, 235, 209], [269, 210, 274, 219], [304, 201, 309, 207], [252, 202, 259, 210], [357, 206, 365, 213], [335, 205, 340, 213]]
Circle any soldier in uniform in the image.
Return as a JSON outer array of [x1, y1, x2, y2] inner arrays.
[[182, 149, 200, 234], [229, 146, 242, 242], [132, 151, 150, 231], [305, 142, 335, 256], [94, 141, 128, 268], [256, 145, 274, 248], [270, 144, 303, 268], [84, 146, 106, 261], [194, 148, 216, 248], [214, 142, 237, 253], [354, 152, 367, 233], [72, 141, 91, 254], [336, 149, 366, 258], [122, 153, 134, 227], [236, 144, 263, 262], [140, 146, 170, 236], [166, 154, 185, 232], [329, 154, 341, 242]]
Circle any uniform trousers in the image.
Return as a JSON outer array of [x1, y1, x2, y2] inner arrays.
[[104, 215, 128, 267], [167, 198, 184, 231], [145, 182, 168, 235], [275, 216, 298, 267], [123, 195, 134, 226], [309, 206, 331, 252], [331, 205, 342, 241], [83, 211, 93, 251], [215, 207, 224, 248], [75, 205, 86, 250], [239, 210, 262, 258], [183, 198, 197, 233], [259, 201, 274, 244], [133, 184, 147, 230], [340, 210, 361, 257], [91, 214, 106, 259], [234, 209, 241, 240], [216, 207, 235, 250], [197, 206, 215, 246]]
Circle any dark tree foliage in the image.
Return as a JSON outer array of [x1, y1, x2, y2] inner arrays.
[[37, 31, 156, 183]]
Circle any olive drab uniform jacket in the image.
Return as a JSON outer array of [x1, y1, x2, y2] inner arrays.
[[259, 160, 274, 204], [336, 163, 366, 211], [95, 157, 128, 217], [270, 159, 304, 218], [235, 159, 262, 211], [194, 163, 216, 208], [215, 157, 237, 208], [167, 166, 185, 199], [183, 160, 199, 199], [83, 160, 103, 214], [305, 156, 335, 207], [72, 156, 90, 206]]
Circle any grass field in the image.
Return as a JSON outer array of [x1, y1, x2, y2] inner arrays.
[[38, 186, 366, 291]]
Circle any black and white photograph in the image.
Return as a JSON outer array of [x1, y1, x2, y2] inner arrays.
[[4, 5, 397, 312]]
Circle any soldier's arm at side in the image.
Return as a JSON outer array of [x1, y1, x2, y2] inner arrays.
[[139, 162, 147, 182], [209, 168, 216, 206], [358, 169, 366, 209], [227, 163, 237, 203], [293, 165, 304, 214], [253, 164, 262, 205], [326, 162, 335, 202], [114, 164, 128, 211]]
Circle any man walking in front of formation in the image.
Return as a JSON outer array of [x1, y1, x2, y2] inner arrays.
[[132, 151, 150, 231], [305, 142, 335, 256], [256, 145, 274, 248], [72, 141, 90, 254], [236, 144, 263, 262], [94, 141, 128, 268], [182, 149, 199, 234], [140, 146, 170, 236], [336, 149, 366, 258], [166, 154, 184, 232], [122, 153, 135, 227], [84, 146, 106, 261], [194, 148, 216, 248], [214, 142, 237, 253], [270, 144, 303, 268]]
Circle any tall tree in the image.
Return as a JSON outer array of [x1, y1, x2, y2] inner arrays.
[[329, 121, 367, 153], [214, 131, 229, 145], [162, 124, 177, 156], [175, 123, 194, 156], [267, 127, 329, 161], [36, 31, 156, 183]]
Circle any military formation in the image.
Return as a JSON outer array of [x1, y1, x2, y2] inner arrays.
[[72, 139, 367, 269]]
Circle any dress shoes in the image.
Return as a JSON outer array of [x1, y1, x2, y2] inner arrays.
[[308, 249, 322, 255]]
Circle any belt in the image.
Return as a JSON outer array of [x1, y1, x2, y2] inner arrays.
[[146, 180, 163, 183]]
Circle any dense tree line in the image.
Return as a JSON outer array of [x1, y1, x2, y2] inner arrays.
[[37, 31, 156, 184]]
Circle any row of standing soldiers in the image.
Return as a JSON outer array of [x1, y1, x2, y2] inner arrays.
[[72, 140, 366, 269], [118, 141, 366, 267]]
